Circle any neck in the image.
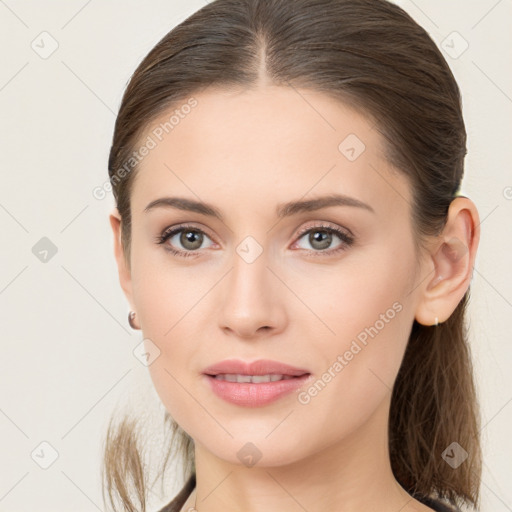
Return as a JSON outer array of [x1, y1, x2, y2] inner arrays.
[[183, 396, 424, 512]]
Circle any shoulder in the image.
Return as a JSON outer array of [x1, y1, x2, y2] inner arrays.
[[156, 473, 196, 512], [413, 493, 463, 512]]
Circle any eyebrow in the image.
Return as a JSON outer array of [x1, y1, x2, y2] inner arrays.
[[144, 193, 375, 220]]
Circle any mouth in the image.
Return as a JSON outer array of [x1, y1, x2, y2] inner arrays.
[[201, 360, 312, 407]]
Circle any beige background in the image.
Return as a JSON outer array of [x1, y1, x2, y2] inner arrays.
[[0, 0, 511, 510]]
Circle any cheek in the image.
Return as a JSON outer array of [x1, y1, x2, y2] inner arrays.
[[130, 256, 216, 426], [130, 239, 211, 336], [289, 279, 413, 445], [293, 246, 415, 402], [142, 325, 202, 437]]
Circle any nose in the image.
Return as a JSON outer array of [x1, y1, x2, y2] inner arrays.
[[217, 243, 287, 340]]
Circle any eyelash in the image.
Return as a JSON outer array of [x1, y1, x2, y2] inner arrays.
[[155, 223, 355, 259]]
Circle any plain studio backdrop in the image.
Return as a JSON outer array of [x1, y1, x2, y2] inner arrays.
[[0, 0, 511, 511]]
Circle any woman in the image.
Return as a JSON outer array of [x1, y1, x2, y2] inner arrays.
[[103, 0, 482, 511]]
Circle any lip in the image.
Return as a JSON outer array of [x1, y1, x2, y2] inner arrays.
[[202, 358, 310, 377], [202, 359, 312, 407]]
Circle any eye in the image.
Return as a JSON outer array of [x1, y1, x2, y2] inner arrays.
[[292, 223, 354, 256], [155, 224, 215, 258], [155, 222, 354, 259]]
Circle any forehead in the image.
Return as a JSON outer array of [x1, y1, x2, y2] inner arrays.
[[154, 85, 385, 160], [130, 86, 410, 218]]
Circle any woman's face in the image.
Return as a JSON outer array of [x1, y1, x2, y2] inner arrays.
[[117, 86, 428, 467]]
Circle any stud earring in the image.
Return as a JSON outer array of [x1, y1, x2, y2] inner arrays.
[[434, 317, 439, 327], [128, 310, 140, 330]]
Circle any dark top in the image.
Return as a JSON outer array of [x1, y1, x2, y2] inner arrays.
[[157, 473, 461, 512]]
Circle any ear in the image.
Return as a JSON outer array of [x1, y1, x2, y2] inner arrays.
[[414, 196, 480, 326], [109, 207, 135, 309]]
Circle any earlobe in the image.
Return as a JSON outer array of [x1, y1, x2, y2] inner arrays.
[[109, 207, 134, 308], [414, 197, 480, 326]]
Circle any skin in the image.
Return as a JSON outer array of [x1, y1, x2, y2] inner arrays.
[[110, 85, 480, 512]]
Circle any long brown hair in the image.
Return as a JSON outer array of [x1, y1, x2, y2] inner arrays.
[[103, 0, 482, 510]]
